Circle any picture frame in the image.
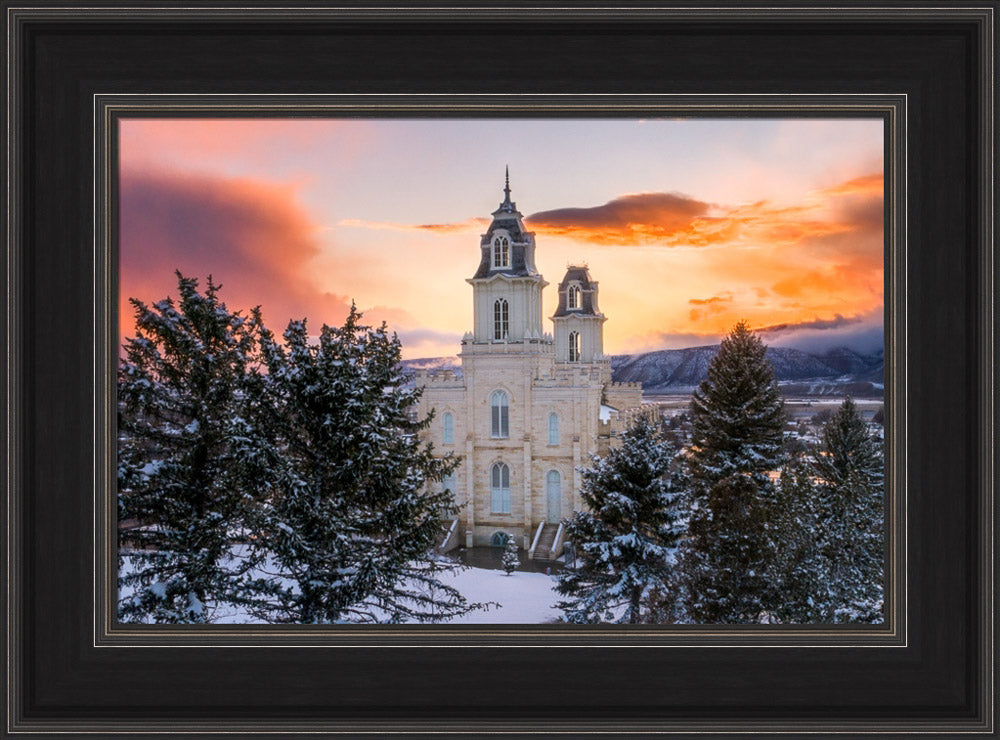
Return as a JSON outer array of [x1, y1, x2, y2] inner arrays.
[[4, 2, 996, 736]]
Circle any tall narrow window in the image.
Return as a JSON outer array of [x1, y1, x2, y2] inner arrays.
[[546, 470, 562, 523], [493, 298, 509, 340], [491, 462, 511, 514], [490, 390, 509, 438], [548, 412, 559, 445], [568, 284, 581, 309], [492, 235, 510, 268], [442, 412, 454, 445], [569, 331, 581, 362], [440, 472, 458, 519]]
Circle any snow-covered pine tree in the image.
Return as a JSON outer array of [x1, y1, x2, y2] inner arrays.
[[501, 534, 519, 576], [813, 397, 883, 492], [677, 321, 786, 623], [679, 474, 779, 623], [687, 321, 786, 485], [118, 273, 272, 623], [555, 416, 685, 624], [252, 305, 481, 623], [813, 397, 884, 622], [769, 454, 826, 623]]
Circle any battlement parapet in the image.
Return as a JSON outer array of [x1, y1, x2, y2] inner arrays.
[[608, 381, 643, 390], [413, 369, 465, 386]]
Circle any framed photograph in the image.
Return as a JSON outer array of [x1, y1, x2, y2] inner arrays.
[[5, 2, 996, 736], [110, 110, 894, 634]]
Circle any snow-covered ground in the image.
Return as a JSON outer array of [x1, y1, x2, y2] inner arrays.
[[432, 566, 562, 624], [122, 554, 564, 624], [212, 564, 563, 624]]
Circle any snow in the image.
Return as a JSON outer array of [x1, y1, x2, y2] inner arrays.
[[599, 404, 618, 422], [435, 567, 562, 624], [139, 460, 164, 477], [217, 564, 561, 624], [121, 551, 563, 624], [187, 592, 204, 616]]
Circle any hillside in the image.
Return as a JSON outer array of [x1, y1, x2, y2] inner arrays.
[[610, 345, 884, 396]]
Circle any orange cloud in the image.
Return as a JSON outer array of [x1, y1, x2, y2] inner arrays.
[[608, 172, 885, 338], [517, 173, 884, 259], [119, 169, 353, 346], [688, 294, 732, 306], [526, 192, 713, 245], [687, 292, 734, 322], [819, 172, 884, 197], [332, 171, 884, 269]]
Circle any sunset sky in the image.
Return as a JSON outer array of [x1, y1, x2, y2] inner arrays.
[[119, 118, 885, 359]]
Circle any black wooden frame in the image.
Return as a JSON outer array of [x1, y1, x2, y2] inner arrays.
[[4, 2, 996, 736]]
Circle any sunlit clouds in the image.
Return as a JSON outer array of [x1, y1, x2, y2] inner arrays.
[[528, 192, 714, 245], [119, 118, 884, 359], [119, 170, 352, 341]]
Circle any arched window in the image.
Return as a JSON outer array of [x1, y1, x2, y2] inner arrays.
[[490, 390, 509, 438], [569, 331, 581, 362], [490, 531, 509, 547], [493, 298, 509, 340], [490, 462, 511, 514], [567, 284, 581, 309], [547, 412, 559, 445], [442, 412, 454, 445], [492, 235, 510, 268]]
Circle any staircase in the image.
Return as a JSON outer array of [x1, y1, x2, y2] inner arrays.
[[531, 523, 559, 561]]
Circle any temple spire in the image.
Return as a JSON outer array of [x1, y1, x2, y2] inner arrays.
[[497, 165, 516, 213]]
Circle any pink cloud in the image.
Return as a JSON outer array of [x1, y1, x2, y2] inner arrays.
[[119, 170, 352, 344]]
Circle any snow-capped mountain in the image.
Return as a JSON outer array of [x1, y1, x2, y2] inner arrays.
[[610, 345, 884, 395], [400, 356, 462, 374], [402, 345, 884, 397]]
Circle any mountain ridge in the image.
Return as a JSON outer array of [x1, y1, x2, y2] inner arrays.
[[610, 345, 883, 396], [402, 344, 884, 397]]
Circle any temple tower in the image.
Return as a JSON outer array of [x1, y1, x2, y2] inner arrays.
[[466, 168, 548, 344], [552, 265, 606, 364]]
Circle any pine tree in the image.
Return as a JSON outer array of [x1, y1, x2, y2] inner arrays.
[[501, 534, 519, 576], [769, 454, 826, 623], [251, 306, 482, 623], [687, 321, 785, 485], [555, 416, 685, 624], [814, 397, 883, 493], [117, 273, 272, 623], [677, 321, 786, 623], [813, 397, 884, 622]]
